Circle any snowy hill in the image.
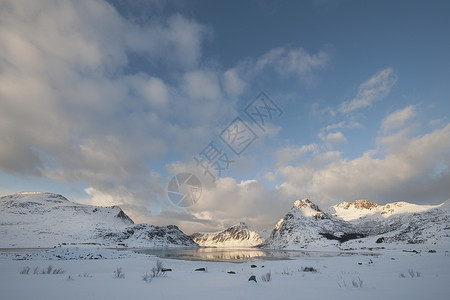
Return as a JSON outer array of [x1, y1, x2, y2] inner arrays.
[[191, 222, 264, 247], [260, 198, 450, 250], [0, 192, 197, 248]]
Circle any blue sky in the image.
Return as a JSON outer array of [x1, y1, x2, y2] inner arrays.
[[0, 0, 449, 233]]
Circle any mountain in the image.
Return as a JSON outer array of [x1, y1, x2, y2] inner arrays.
[[0, 192, 197, 248], [260, 198, 450, 250], [329, 199, 442, 220], [191, 222, 264, 247], [259, 199, 355, 249]]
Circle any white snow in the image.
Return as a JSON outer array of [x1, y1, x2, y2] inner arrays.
[[1, 247, 450, 300], [330, 199, 445, 221]]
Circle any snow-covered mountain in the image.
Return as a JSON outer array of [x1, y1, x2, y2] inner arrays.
[[260, 198, 450, 250], [0, 192, 197, 248], [329, 199, 442, 220], [191, 222, 264, 247]]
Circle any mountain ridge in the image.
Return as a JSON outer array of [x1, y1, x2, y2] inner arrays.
[[0, 192, 197, 248], [191, 222, 264, 248], [260, 198, 450, 250]]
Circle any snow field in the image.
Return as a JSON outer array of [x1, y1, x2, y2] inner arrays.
[[1, 248, 449, 300]]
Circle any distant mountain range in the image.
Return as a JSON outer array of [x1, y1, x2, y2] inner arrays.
[[0, 192, 197, 248], [260, 198, 450, 250], [1, 192, 449, 249], [190, 222, 264, 247]]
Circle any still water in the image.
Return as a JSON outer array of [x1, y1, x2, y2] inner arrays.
[[133, 247, 378, 262]]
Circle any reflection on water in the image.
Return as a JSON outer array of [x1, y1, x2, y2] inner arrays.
[[133, 247, 378, 262], [0, 247, 379, 262]]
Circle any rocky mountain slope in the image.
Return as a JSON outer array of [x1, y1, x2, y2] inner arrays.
[[0, 192, 197, 248], [191, 222, 264, 247], [260, 198, 450, 250]]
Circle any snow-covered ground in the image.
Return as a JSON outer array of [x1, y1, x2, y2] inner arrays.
[[1, 247, 449, 300]]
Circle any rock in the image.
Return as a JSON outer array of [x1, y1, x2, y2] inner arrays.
[[162, 268, 172, 272], [195, 268, 206, 272], [250, 264, 257, 268], [248, 275, 257, 282], [227, 271, 236, 274], [376, 237, 384, 243]]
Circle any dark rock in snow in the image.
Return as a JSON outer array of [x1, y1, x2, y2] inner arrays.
[[248, 275, 257, 282]]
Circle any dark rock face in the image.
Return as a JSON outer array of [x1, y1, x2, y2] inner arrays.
[[320, 233, 366, 243], [96, 224, 198, 247], [115, 209, 134, 224], [339, 200, 379, 210], [248, 275, 257, 282]]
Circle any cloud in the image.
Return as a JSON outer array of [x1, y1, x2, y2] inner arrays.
[[429, 117, 448, 128], [275, 144, 318, 166], [174, 177, 293, 233], [0, 0, 233, 223], [316, 121, 361, 149], [222, 68, 247, 96], [321, 121, 362, 132], [381, 105, 416, 133], [318, 131, 348, 148], [277, 123, 450, 206], [254, 47, 330, 85], [339, 68, 398, 113], [182, 70, 221, 101]]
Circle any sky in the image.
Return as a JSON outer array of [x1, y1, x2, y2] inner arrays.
[[0, 0, 449, 233]]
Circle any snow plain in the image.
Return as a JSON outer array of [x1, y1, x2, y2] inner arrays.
[[1, 246, 449, 300]]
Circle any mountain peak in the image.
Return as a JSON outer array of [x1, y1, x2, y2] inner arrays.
[[191, 222, 263, 247], [230, 222, 248, 229], [337, 200, 379, 210], [293, 198, 321, 211]]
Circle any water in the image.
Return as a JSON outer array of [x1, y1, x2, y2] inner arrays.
[[133, 247, 378, 263], [0, 247, 379, 262]]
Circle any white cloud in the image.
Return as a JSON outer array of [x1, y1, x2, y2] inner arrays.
[[339, 68, 398, 113], [275, 144, 318, 166], [318, 131, 348, 148], [322, 121, 362, 132], [381, 105, 416, 133], [182, 70, 221, 101], [125, 13, 211, 69], [254, 47, 329, 85], [429, 117, 447, 128], [222, 68, 247, 96], [180, 177, 293, 233], [0, 0, 232, 223], [277, 124, 450, 206]]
